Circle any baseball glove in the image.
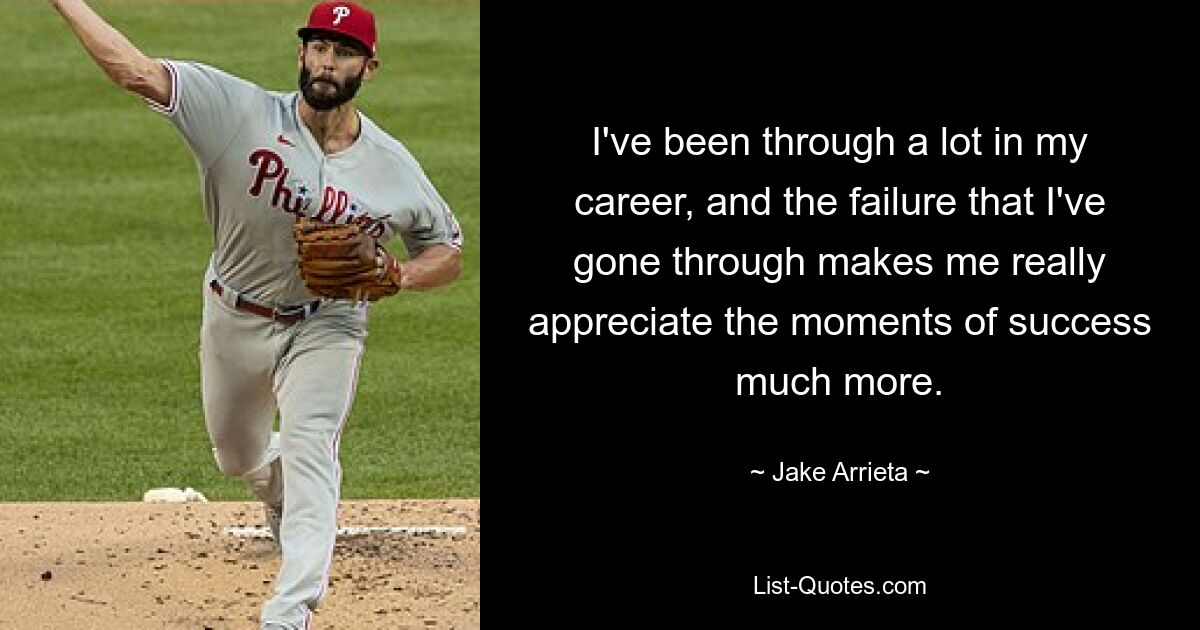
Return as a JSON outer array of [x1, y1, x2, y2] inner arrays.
[[293, 218, 403, 301]]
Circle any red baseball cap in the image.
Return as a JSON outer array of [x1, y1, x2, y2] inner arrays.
[[298, 1, 377, 57]]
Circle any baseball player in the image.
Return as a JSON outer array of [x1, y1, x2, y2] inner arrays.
[[47, 1, 464, 628]]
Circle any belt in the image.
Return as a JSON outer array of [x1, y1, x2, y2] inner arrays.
[[208, 279, 320, 326]]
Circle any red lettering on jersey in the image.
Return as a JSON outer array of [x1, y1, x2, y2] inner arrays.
[[318, 186, 353, 222], [250, 153, 366, 224], [355, 213, 388, 238], [248, 149, 284, 196], [271, 167, 294, 209], [318, 186, 335, 221], [331, 190, 349, 221], [350, 213, 387, 238]]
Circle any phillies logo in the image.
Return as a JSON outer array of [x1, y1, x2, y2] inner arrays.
[[332, 5, 351, 25], [247, 148, 386, 237], [248, 148, 309, 215]]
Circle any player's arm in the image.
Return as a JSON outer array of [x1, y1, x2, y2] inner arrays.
[[48, 0, 170, 106], [399, 245, 461, 291]]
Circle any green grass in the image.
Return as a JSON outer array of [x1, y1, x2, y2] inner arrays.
[[0, 1, 479, 501]]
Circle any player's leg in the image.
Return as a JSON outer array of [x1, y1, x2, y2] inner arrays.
[[200, 288, 283, 505], [260, 308, 367, 629]]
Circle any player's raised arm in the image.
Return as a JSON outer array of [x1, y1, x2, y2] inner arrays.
[[48, 0, 170, 106]]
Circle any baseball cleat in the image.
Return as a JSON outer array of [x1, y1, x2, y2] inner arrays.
[[265, 500, 283, 545]]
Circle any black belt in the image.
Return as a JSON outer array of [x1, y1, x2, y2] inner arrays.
[[209, 280, 320, 326]]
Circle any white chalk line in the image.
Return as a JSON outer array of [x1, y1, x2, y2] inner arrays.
[[225, 525, 470, 539]]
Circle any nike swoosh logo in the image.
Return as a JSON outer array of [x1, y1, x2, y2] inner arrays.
[[277, 134, 295, 147]]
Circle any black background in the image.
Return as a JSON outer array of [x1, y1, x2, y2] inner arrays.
[[488, 10, 1188, 626]]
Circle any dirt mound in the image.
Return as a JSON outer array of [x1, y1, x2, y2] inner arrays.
[[0, 500, 479, 629]]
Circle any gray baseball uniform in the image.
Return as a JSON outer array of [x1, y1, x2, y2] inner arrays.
[[148, 58, 462, 628]]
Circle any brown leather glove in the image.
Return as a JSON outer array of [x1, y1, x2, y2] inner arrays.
[[293, 218, 402, 301]]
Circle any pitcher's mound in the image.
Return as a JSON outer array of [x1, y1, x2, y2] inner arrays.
[[0, 500, 479, 629]]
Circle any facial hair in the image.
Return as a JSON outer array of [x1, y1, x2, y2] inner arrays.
[[299, 61, 366, 111]]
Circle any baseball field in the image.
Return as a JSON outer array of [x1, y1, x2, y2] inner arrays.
[[0, 0, 479, 627]]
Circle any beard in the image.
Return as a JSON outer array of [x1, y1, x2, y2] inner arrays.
[[299, 63, 365, 111]]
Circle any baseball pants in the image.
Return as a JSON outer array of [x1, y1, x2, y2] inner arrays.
[[200, 278, 367, 629]]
